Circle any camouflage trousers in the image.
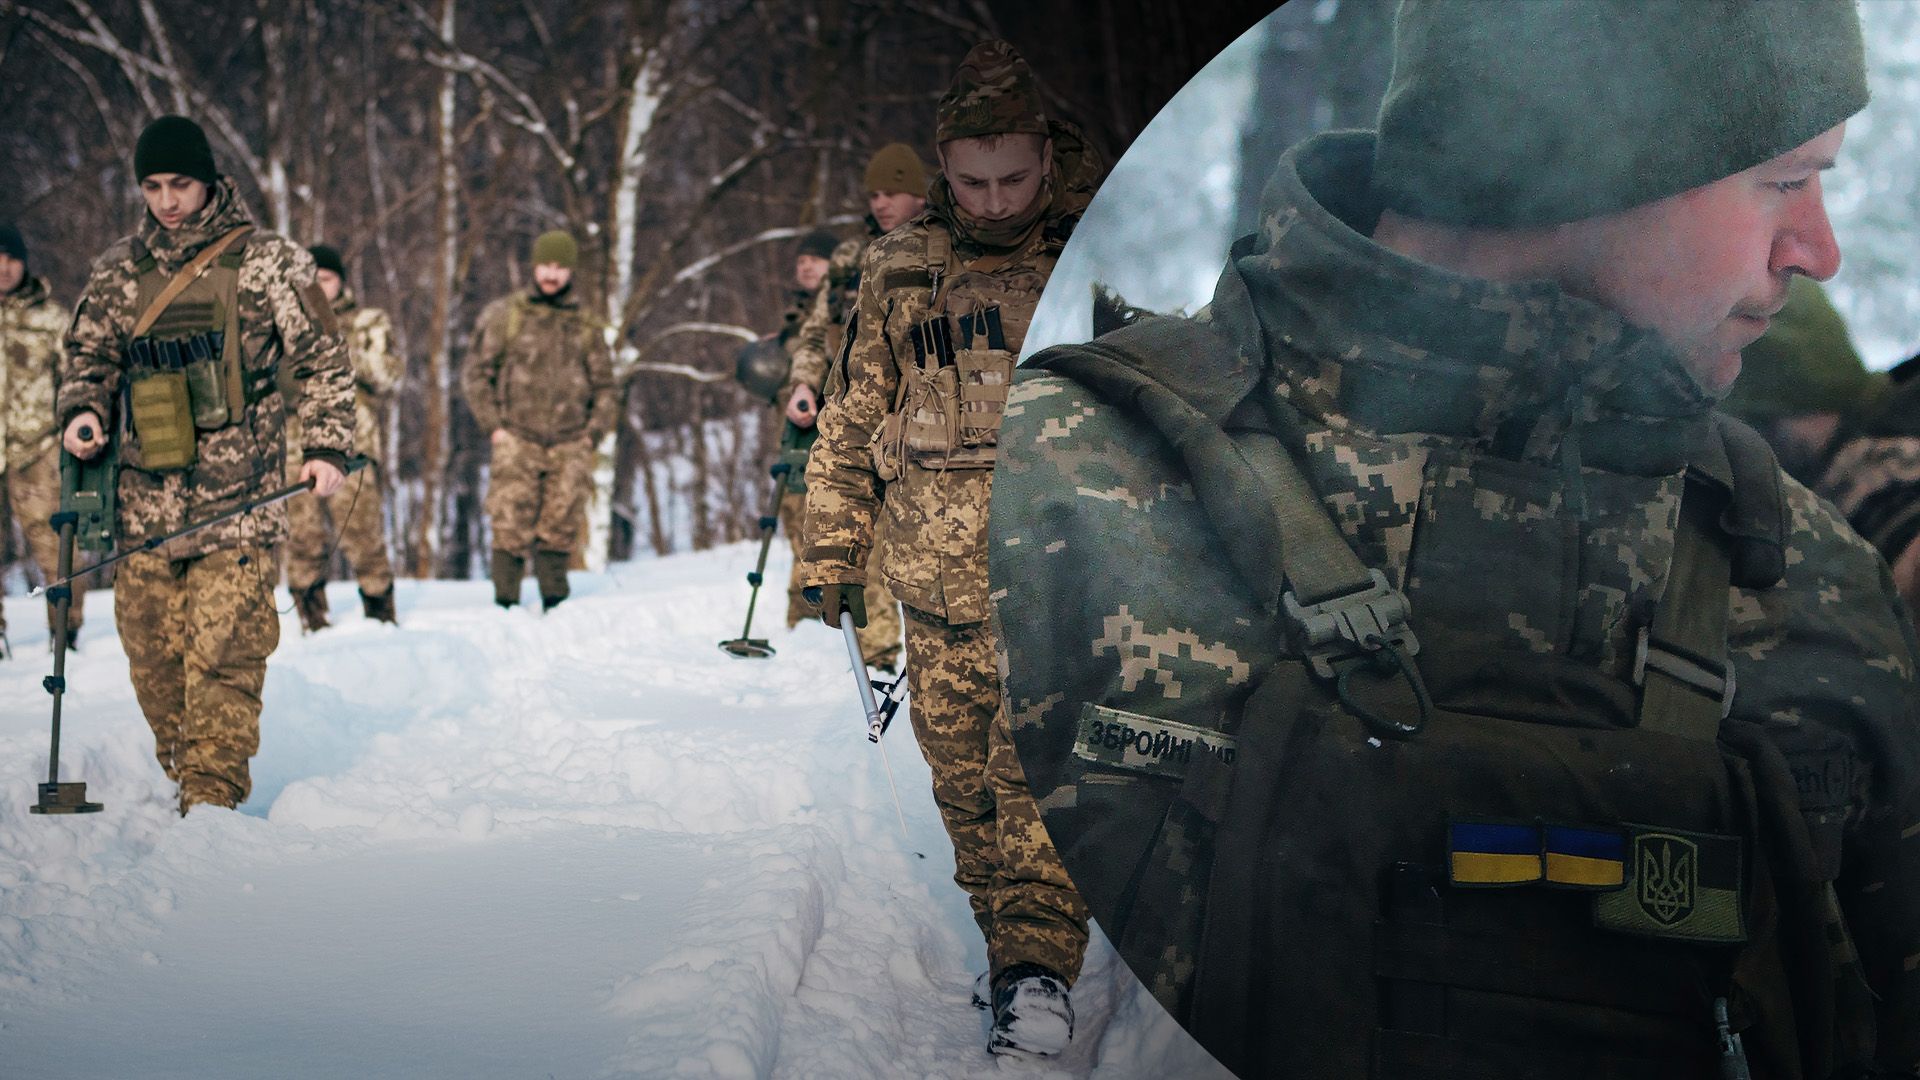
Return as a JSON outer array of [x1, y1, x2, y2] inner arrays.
[[285, 456, 394, 595], [486, 431, 594, 557], [117, 546, 280, 806], [902, 605, 1088, 983], [781, 485, 902, 668], [0, 446, 87, 638]]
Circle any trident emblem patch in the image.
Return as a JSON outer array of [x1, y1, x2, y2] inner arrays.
[[1635, 832, 1698, 925]]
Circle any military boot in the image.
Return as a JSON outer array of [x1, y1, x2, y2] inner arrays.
[[491, 550, 525, 609], [360, 587, 398, 625], [294, 581, 331, 633], [987, 963, 1074, 1058], [534, 549, 571, 612]]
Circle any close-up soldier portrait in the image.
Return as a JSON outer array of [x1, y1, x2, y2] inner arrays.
[[994, 1, 1920, 1077]]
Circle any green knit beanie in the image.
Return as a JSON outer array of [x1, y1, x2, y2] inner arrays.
[[1374, 0, 1868, 228], [1724, 276, 1880, 425], [134, 115, 219, 184], [532, 230, 579, 269], [864, 143, 930, 196]]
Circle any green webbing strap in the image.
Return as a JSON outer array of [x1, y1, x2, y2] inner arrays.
[[1227, 404, 1378, 608], [1635, 480, 1735, 740]]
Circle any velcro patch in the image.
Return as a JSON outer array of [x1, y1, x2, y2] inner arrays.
[[882, 269, 934, 293], [1071, 703, 1235, 780], [1448, 820, 1542, 887], [1542, 824, 1627, 890], [1593, 826, 1745, 944]]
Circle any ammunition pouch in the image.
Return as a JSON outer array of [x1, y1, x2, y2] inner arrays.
[[875, 308, 1015, 474], [126, 344, 197, 472], [125, 226, 253, 473]]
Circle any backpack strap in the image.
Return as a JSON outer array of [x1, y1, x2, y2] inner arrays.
[[129, 226, 252, 339]]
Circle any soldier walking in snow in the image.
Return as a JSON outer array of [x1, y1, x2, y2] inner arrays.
[[0, 221, 86, 653], [284, 243, 401, 631], [461, 230, 616, 612], [799, 42, 1103, 1057], [59, 116, 354, 814]]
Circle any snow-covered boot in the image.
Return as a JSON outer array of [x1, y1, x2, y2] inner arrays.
[[294, 581, 331, 633], [987, 963, 1074, 1058]]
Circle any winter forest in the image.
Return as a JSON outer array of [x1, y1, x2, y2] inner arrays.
[[0, 0, 1277, 579]]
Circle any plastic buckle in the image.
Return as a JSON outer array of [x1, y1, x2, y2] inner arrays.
[[1283, 568, 1421, 681], [1632, 627, 1737, 719]]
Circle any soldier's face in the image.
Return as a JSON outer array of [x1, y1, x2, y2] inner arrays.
[[1559, 123, 1846, 395], [139, 173, 210, 231], [534, 262, 573, 295], [939, 135, 1051, 222], [868, 190, 926, 233], [794, 254, 829, 292], [0, 254, 22, 294], [315, 268, 343, 303]]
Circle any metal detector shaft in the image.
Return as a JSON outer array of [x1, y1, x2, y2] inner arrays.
[[841, 619, 888, 741], [739, 465, 790, 634], [31, 456, 367, 598], [31, 515, 101, 814]]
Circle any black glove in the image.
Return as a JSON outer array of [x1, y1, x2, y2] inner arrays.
[[803, 583, 867, 629]]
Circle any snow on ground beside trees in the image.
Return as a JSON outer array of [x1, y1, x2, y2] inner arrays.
[[0, 544, 1228, 1079]]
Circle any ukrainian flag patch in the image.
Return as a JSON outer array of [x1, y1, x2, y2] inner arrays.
[[1543, 825, 1627, 890], [1447, 820, 1542, 886]]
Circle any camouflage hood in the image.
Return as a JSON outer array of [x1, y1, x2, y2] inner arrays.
[[331, 288, 360, 318], [928, 119, 1101, 252], [138, 175, 254, 272], [1206, 131, 1720, 477]]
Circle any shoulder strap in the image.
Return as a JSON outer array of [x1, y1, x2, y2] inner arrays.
[[1635, 479, 1736, 739], [129, 226, 252, 339]]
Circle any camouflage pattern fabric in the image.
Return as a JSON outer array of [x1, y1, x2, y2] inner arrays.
[[798, 124, 1101, 625], [777, 484, 901, 666], [0, 445, 86, 635], [936, 39, 1048, 144], [903, 607, 1087, 981], [287, 291, 401, 463], [486, 430, 595, 556], [1819, 434, 1920, 614], [1, 274, 64, 474], [58, 177, 355, 561], [785, 236, 867, 400], [116, 546, 279, 809], [992, 131, 1920, 1074], [461, 288, 616, 446], [284, 455, 393, 596]]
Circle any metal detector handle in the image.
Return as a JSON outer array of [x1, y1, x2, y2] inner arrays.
[[839, 617, 888, 742]]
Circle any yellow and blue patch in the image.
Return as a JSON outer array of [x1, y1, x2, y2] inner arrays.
[[1543, 825, 1627, 889], [1447, 821, 1542, 886]]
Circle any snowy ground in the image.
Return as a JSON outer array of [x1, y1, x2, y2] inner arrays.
[[0, 543, 1228, 1079]]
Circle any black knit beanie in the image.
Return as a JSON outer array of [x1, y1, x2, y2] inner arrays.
[[134, 115, 219, 183], [0, 222, 24, 264], [309, 245, 346, 277], [1374, 0, 1868, 228], [796, 230, 839, 262]]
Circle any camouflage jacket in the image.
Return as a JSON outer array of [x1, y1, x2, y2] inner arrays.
[[992, 132, 1920, 1074], [286, 290, 401, 463], [785, 235, 870, 399], [0, 275, 65, 472], [59, 177, 354, 558], [799, 121, 1102, 623], [461, 287, 616, 446]]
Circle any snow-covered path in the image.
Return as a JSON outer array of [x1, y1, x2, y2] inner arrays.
[[0, 544, 1227, 1079]]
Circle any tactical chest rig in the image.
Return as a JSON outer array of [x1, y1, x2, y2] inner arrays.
[[125, 226, 258, 471], [869, 221, 1048, 480], [1035, 319, 1878, 1080]]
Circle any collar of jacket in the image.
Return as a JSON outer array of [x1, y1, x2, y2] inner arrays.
[[332, 288, 360, 318], [3, 275, 50, 307], [527, 281, 577, 309], [139, 175, 253, 273], [1211, 131, 1719, 478]]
